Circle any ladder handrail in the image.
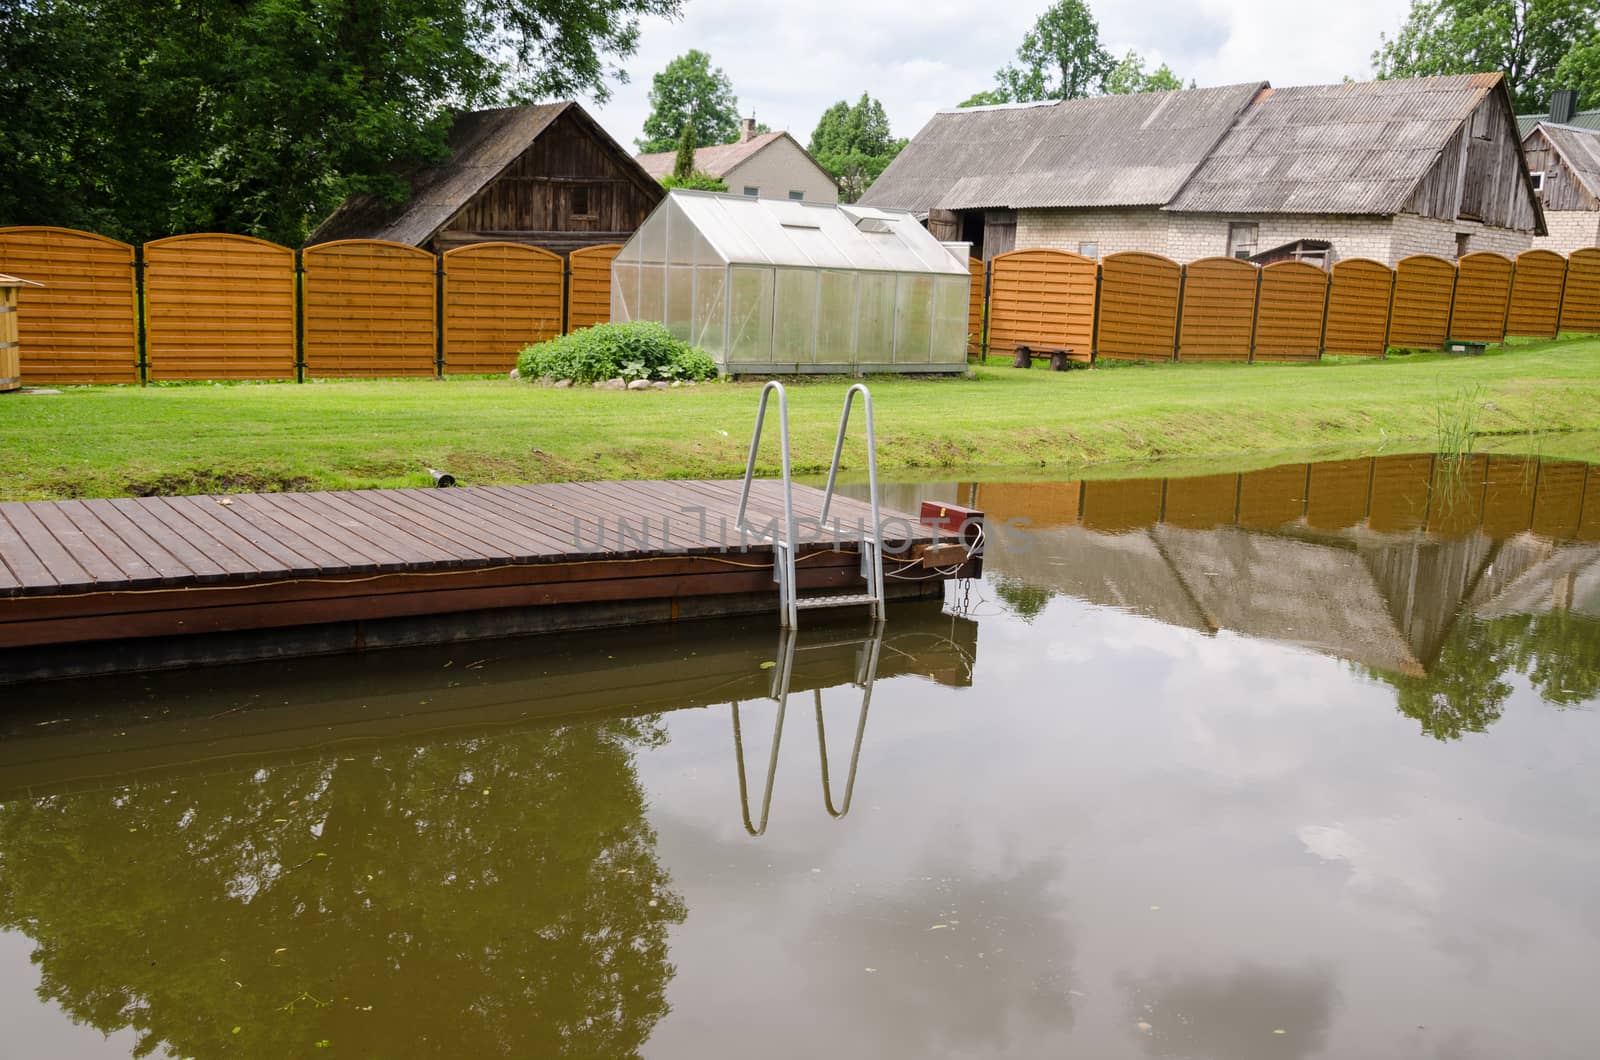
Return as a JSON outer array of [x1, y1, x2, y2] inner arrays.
[[819, 384, 885, 615], [735, 381, 799, 628], [814, 623, 883, 818]]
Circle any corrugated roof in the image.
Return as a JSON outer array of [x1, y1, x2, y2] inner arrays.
[[1528, 121, 1600, 199], [307, 102, 658, 246], [1167, 74, 1503, 214], [635, 131, 790, 179], [1519, 108, 1600, 137], [858, 83, 1267, 213]]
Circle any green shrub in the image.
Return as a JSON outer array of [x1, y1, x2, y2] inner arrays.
[[660, 172, 728, 192], [517, 321, 718, 384]]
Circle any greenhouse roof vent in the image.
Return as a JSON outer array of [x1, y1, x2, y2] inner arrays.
[[855, 216, 895, 234]]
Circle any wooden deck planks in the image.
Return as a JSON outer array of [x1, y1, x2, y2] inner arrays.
[[0, 480, 943, 600]]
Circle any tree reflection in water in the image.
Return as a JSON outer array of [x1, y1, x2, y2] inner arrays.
[[0, 717, 684, 1059]]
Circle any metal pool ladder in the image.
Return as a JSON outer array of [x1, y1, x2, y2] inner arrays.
[[735, 381, 886, 628]]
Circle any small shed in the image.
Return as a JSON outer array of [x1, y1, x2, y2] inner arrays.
[[610, 190, 970, 374], [307, 102, 663, 255], [0, 273, 44, 393]]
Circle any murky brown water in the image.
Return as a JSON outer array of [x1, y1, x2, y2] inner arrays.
[[1, 452, 1597, 1059]]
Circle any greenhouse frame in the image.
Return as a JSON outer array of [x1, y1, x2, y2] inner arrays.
[[610, 190, 971, 374]]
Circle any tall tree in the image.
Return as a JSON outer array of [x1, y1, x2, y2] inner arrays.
[[673, 120, 697, 181], [1102, 51, 1187, 94], [0, 0, 680, 246], [807, 93, 907, 202], [1554, 30, 1600, 108], [957, 87, 1013, 108], [637, 49, 740, 153], [995, 0, 1114, 102], [1372, 0, 1600, 112]]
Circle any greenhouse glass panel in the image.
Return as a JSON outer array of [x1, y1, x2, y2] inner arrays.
[[895, 275, 934, 363], [693, 266, 726, 356], [930, 276, 970, 364], [816, 270, 857, 361], [857, 273, 896, 363], [613, 190, 968, 374], [727, 266, 774, 364], [773, 269, 818, 364]]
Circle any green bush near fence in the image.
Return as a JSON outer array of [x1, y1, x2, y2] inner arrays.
[[517, 322, 718, 385]]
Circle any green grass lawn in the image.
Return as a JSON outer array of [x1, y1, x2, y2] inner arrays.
[[4, 336, 1600, 501]]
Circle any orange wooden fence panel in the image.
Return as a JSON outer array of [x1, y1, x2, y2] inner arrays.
[[442, 242, 563, 374], [967, 257, 985, 355], [1237, 464, 1308, 529], [1252, 261, 1327, 362], [1367, 453, 1435, 533], [1449, 251, 1513, 342], [567, 243, 619, 333], [1096, 251, 1179, 361], [1176, 257, 1256, 362], [1505, 250, 1566, 338], [1388, 254, 1455, 349], [1305, 457, 1372, 528], [142, 234, 295, 380], [0, 226, 138, 383], [985, 248, 1097, 360], [1558, 247, 1600, 333], [302, 240, 437, 377], [1531, 460, 1588, 540], [1323, 258, 1393, 357]]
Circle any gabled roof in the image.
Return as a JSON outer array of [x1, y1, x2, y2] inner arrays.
[[857, 83, 1266, 213], [634, 131, 831, 184], [307, 102, 658, 246], [1525, 121, 1600, 199], [1518, 108, 1600, 137], [1168, 73, 1508, 215]]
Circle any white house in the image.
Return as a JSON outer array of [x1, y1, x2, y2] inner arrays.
[[636, 120, 839, 204]]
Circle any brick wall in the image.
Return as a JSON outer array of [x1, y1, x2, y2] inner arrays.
[[1013, 208, 1172, 257], [1531, 210, 1600, 256], [1017, 207, 1537, 265], [1389, 214, 1533, 260]]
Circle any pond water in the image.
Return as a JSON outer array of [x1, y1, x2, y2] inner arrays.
[[1, 452, 1597, 1059]]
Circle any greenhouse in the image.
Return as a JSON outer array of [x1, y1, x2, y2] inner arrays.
[[610, 190, 971, 374]]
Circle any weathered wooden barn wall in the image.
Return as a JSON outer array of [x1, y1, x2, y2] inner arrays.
[[1504, 249, 1566, 338], [1523, 129, 1598, 212], [1097, 252, 1180, 361], [436, 110, 659, 255], [1561, 247, 1600, 332], [1176, 257, 1256, 362], [143, 234, 296, 380], [303, 240, 438, 377], [442, 243, 564, 374], [1323, 258, 1393, 356], [0, 227, 138, 383], [985, 249, 1096, 359], [1406, 95, 1541, 232]]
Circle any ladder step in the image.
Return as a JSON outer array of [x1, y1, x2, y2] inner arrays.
[[795, 593, 879, 610]]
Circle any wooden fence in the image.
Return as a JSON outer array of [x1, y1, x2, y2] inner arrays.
[[0, 227, 621, 384], [971, 245, 1600, 364], [5, 224, 1600, 385]]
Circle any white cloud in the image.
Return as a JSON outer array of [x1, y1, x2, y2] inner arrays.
[[584, 0, 1413, 151]]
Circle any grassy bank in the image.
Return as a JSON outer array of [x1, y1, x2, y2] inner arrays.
[[4, 336, 1600, 501]]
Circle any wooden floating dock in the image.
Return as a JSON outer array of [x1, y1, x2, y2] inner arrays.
[[0, 479, 979, 683]]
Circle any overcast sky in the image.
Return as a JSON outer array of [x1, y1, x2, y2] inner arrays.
[[588, 0, 1414, 151]]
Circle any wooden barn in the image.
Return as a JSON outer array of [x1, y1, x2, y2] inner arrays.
[[307, 102, 663, 254], [863, 73, 1545, 265], [1522, 120, 1600, 254]]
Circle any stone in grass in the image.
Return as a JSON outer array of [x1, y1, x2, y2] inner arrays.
[[627, 379, 651, 391], [650, 381, 670, 389], [508, 367, 519, 380], [553, 379, 571, 389], [602, 377, 626, 390]]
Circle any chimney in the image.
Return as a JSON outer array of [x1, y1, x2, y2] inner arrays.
[[1550, 88, 1578, 124], [739, 117, 757, 143]]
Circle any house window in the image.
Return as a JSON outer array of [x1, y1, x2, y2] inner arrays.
[[1227, 221, 1259, 259], [788, 189, 804, 201], [1077, 241, 1099, 258], [570, 184, 596, 219], [1530, 170, 1545, 192], [1455, 232, 1471, 259], [743, 186, 759, 197]]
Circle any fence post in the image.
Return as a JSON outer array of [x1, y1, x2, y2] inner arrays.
[[1381, 268, 1396, 358], [1089, 263, 1103, 362], [1443, 261, 1460, 346], [980, 260, 992, 364], [561, 253, 572, 336], [294, 249, 306, 383], [1552, 255, 1570, 338], [1247, 266, 1263, 363], [1315, 264, 1333, 359], [434, 253, 446, 379], [133, 246, 148, 385], [1172, 263, 1187, 361]]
